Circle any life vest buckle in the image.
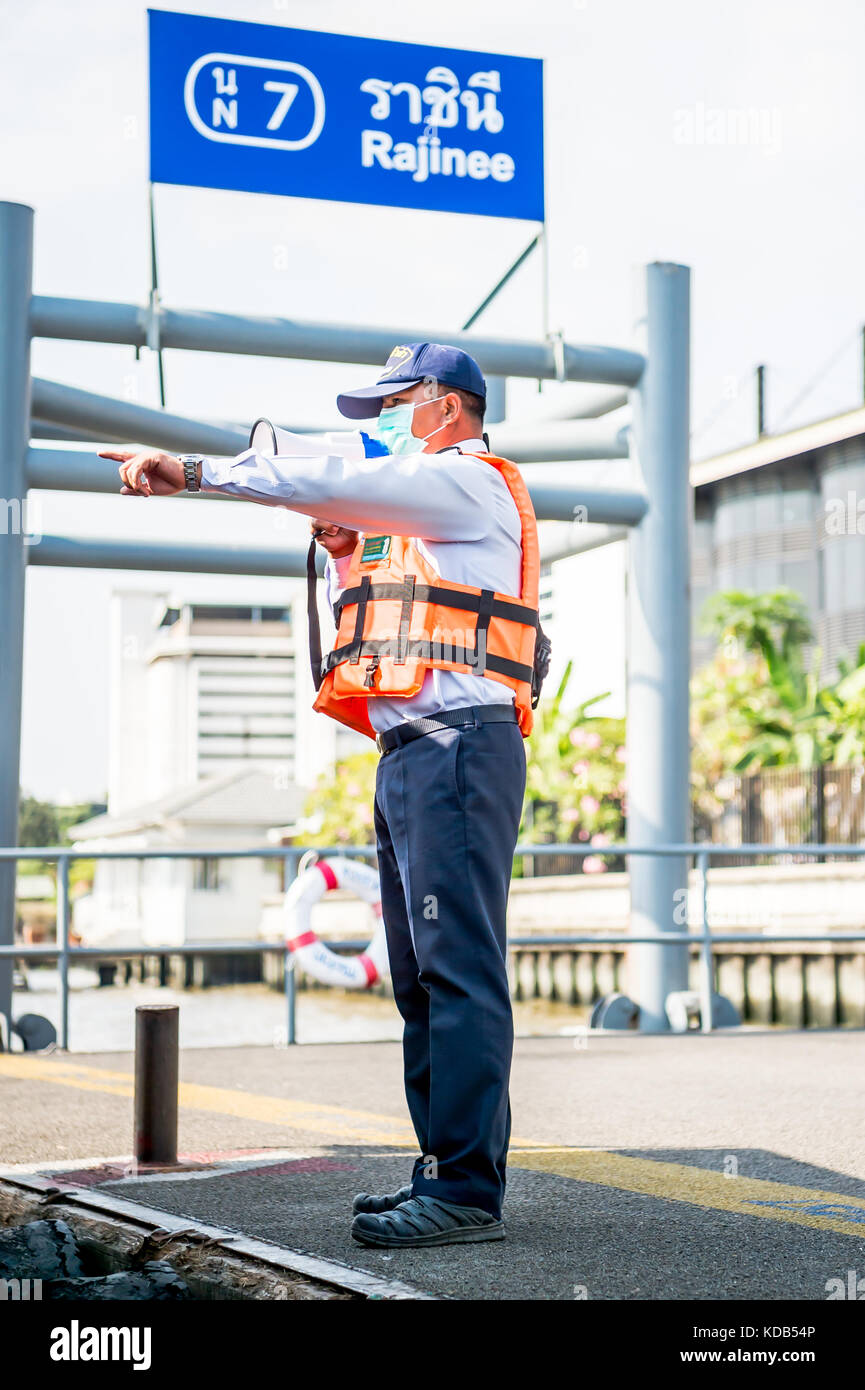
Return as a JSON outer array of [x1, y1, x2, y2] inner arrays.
[[363, 654, 381, 689]]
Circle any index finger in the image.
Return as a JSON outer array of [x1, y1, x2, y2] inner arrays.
[[98, 449, 136, 461]]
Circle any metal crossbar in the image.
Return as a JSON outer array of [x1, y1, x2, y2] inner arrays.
[[3, 841, 865, 1048]]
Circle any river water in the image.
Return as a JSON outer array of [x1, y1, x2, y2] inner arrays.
[[12, 966, 589, 1053]]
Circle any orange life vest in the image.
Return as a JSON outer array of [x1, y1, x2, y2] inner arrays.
[[310, 453, 543, 741]]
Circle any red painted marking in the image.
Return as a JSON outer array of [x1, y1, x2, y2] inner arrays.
[[48, 1164, 130, 1187], [316, 860, 338, 890], [357, 953, 378, 987], [287, 930, 317, 950], [45, 1151, 355, 1186]]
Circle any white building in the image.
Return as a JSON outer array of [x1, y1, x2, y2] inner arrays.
[[71, 768, 302, 951], [536, 538, 628, 717], [109, 591, 299, 812], [290, 584, 374, 789], [70, 590, 313, 955]]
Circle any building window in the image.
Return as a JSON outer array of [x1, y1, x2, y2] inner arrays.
[[193, 859, 221, 891]]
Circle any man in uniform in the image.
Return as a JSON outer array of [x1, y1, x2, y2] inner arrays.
[[100, 343, 545, 1248]]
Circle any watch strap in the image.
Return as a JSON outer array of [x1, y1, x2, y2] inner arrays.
[[180, 455, 202, 493]]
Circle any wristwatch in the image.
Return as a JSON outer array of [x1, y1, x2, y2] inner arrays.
[[179, 454, 204, 493]]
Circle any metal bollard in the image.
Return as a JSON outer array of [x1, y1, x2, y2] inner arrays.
[[134, 1004, 179, 1165], [284, 949, 297, 1045]]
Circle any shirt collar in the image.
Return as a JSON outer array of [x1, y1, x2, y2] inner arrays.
[[432, 436, 488, 456]]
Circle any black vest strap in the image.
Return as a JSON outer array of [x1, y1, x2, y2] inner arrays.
[[333, 581, 538, 630], [395, 574, 415, 665], [474, 589, 495, 675], [349, 574, 371, 664], [306, 538, 324, 692], [323, 637, 534, 687]]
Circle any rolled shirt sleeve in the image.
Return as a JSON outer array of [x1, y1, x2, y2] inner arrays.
[[200, 433, 494, 542], [324, 553, 353, 618]]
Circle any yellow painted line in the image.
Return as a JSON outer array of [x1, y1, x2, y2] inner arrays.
[[0, 1054, 549, 1150], [11, 1056, 864, 1240], [0, 1054, 417, 1146], [510, 1148, 865, 1239], [174, 1079, 418, 1145]]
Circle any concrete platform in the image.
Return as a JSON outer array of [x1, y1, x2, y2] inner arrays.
[[2, 1030, 865, 1300]]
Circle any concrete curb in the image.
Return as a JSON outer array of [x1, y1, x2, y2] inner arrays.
[[0, 1175, 437, 1301]]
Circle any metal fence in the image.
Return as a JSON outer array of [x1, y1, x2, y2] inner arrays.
[[4, 841, 865, 1049], [521, 800, 626, 877], [704, 765, 865, 866], [524, 766, 865, 875]]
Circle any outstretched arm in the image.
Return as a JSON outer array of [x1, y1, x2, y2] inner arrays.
[[99, 434, 495, 541], [200, 447, 493, 541]]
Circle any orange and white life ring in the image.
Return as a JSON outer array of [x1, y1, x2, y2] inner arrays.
[[283, 856, 389, 989]]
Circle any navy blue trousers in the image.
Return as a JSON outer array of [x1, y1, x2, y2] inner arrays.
[[373, 715, 526, 1219]]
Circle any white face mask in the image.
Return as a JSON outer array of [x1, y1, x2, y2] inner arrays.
[[372, 396, 449, 455]]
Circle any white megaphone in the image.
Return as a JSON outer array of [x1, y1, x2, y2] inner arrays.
[[249, 417, 292, 454], [248, 417, 370, 461]]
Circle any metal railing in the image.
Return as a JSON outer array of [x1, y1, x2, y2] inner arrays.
[[3, 841, 865, 1049], [700, 764, 865, 867]]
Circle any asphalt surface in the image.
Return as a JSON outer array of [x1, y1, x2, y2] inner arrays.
[[3, 1030, 865, 1300]]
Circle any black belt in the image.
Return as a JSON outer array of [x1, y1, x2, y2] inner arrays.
[[375, 703, 518, 756]]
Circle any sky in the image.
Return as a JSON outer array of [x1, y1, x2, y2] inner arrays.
[[3, 0, 865, 801]]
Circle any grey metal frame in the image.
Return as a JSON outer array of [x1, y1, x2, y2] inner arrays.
[[0, 204, 33, 1038], [4, 840, 865, 1051], [0, 197, 693, 1034], [30, 294, 647, 386], [626, 263, 692, 1030]]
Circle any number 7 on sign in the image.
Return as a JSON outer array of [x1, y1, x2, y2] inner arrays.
[[264, 81, 299, 131]]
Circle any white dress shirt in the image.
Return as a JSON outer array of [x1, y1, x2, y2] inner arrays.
[[201, 431, 523, 733]]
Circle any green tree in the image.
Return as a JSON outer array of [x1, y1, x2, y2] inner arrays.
[[18, 795, 60, 848], [695, 587, 829, 771], [302, 752, 379, 846], [691, 588, 865, 830], [522, 661, 626, 871], [16, 797, 101, 888]]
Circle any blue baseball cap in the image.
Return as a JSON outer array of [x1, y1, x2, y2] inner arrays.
[[337, 342, 487, 419]]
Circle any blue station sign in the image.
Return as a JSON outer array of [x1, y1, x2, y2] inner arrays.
[[148, 10, 544, 220]]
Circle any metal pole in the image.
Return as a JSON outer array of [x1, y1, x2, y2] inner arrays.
[[461, 233, 541, 332], [485, 377, 507, 426], [134, 1004, 179, 1164], [540, 523, 629, 564], [31, 377, 247, 455], [627, 263, 692, 1031], [0, 202, 33, 1043], [30, 295, 646, 388], [27, 534, 313, 577], [283, 850, 298, 1045], [696, 850, 714, 1033], [285, 952, 297, 1045], [756, 363, 766, 437], [26, 413, 631, 472], [147, 183, 166, 408], [56, 855, 70, 1051]]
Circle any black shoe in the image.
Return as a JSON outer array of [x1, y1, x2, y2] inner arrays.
[[351, 1183, 413, 1215], [351, 1195, 505, 1248]]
